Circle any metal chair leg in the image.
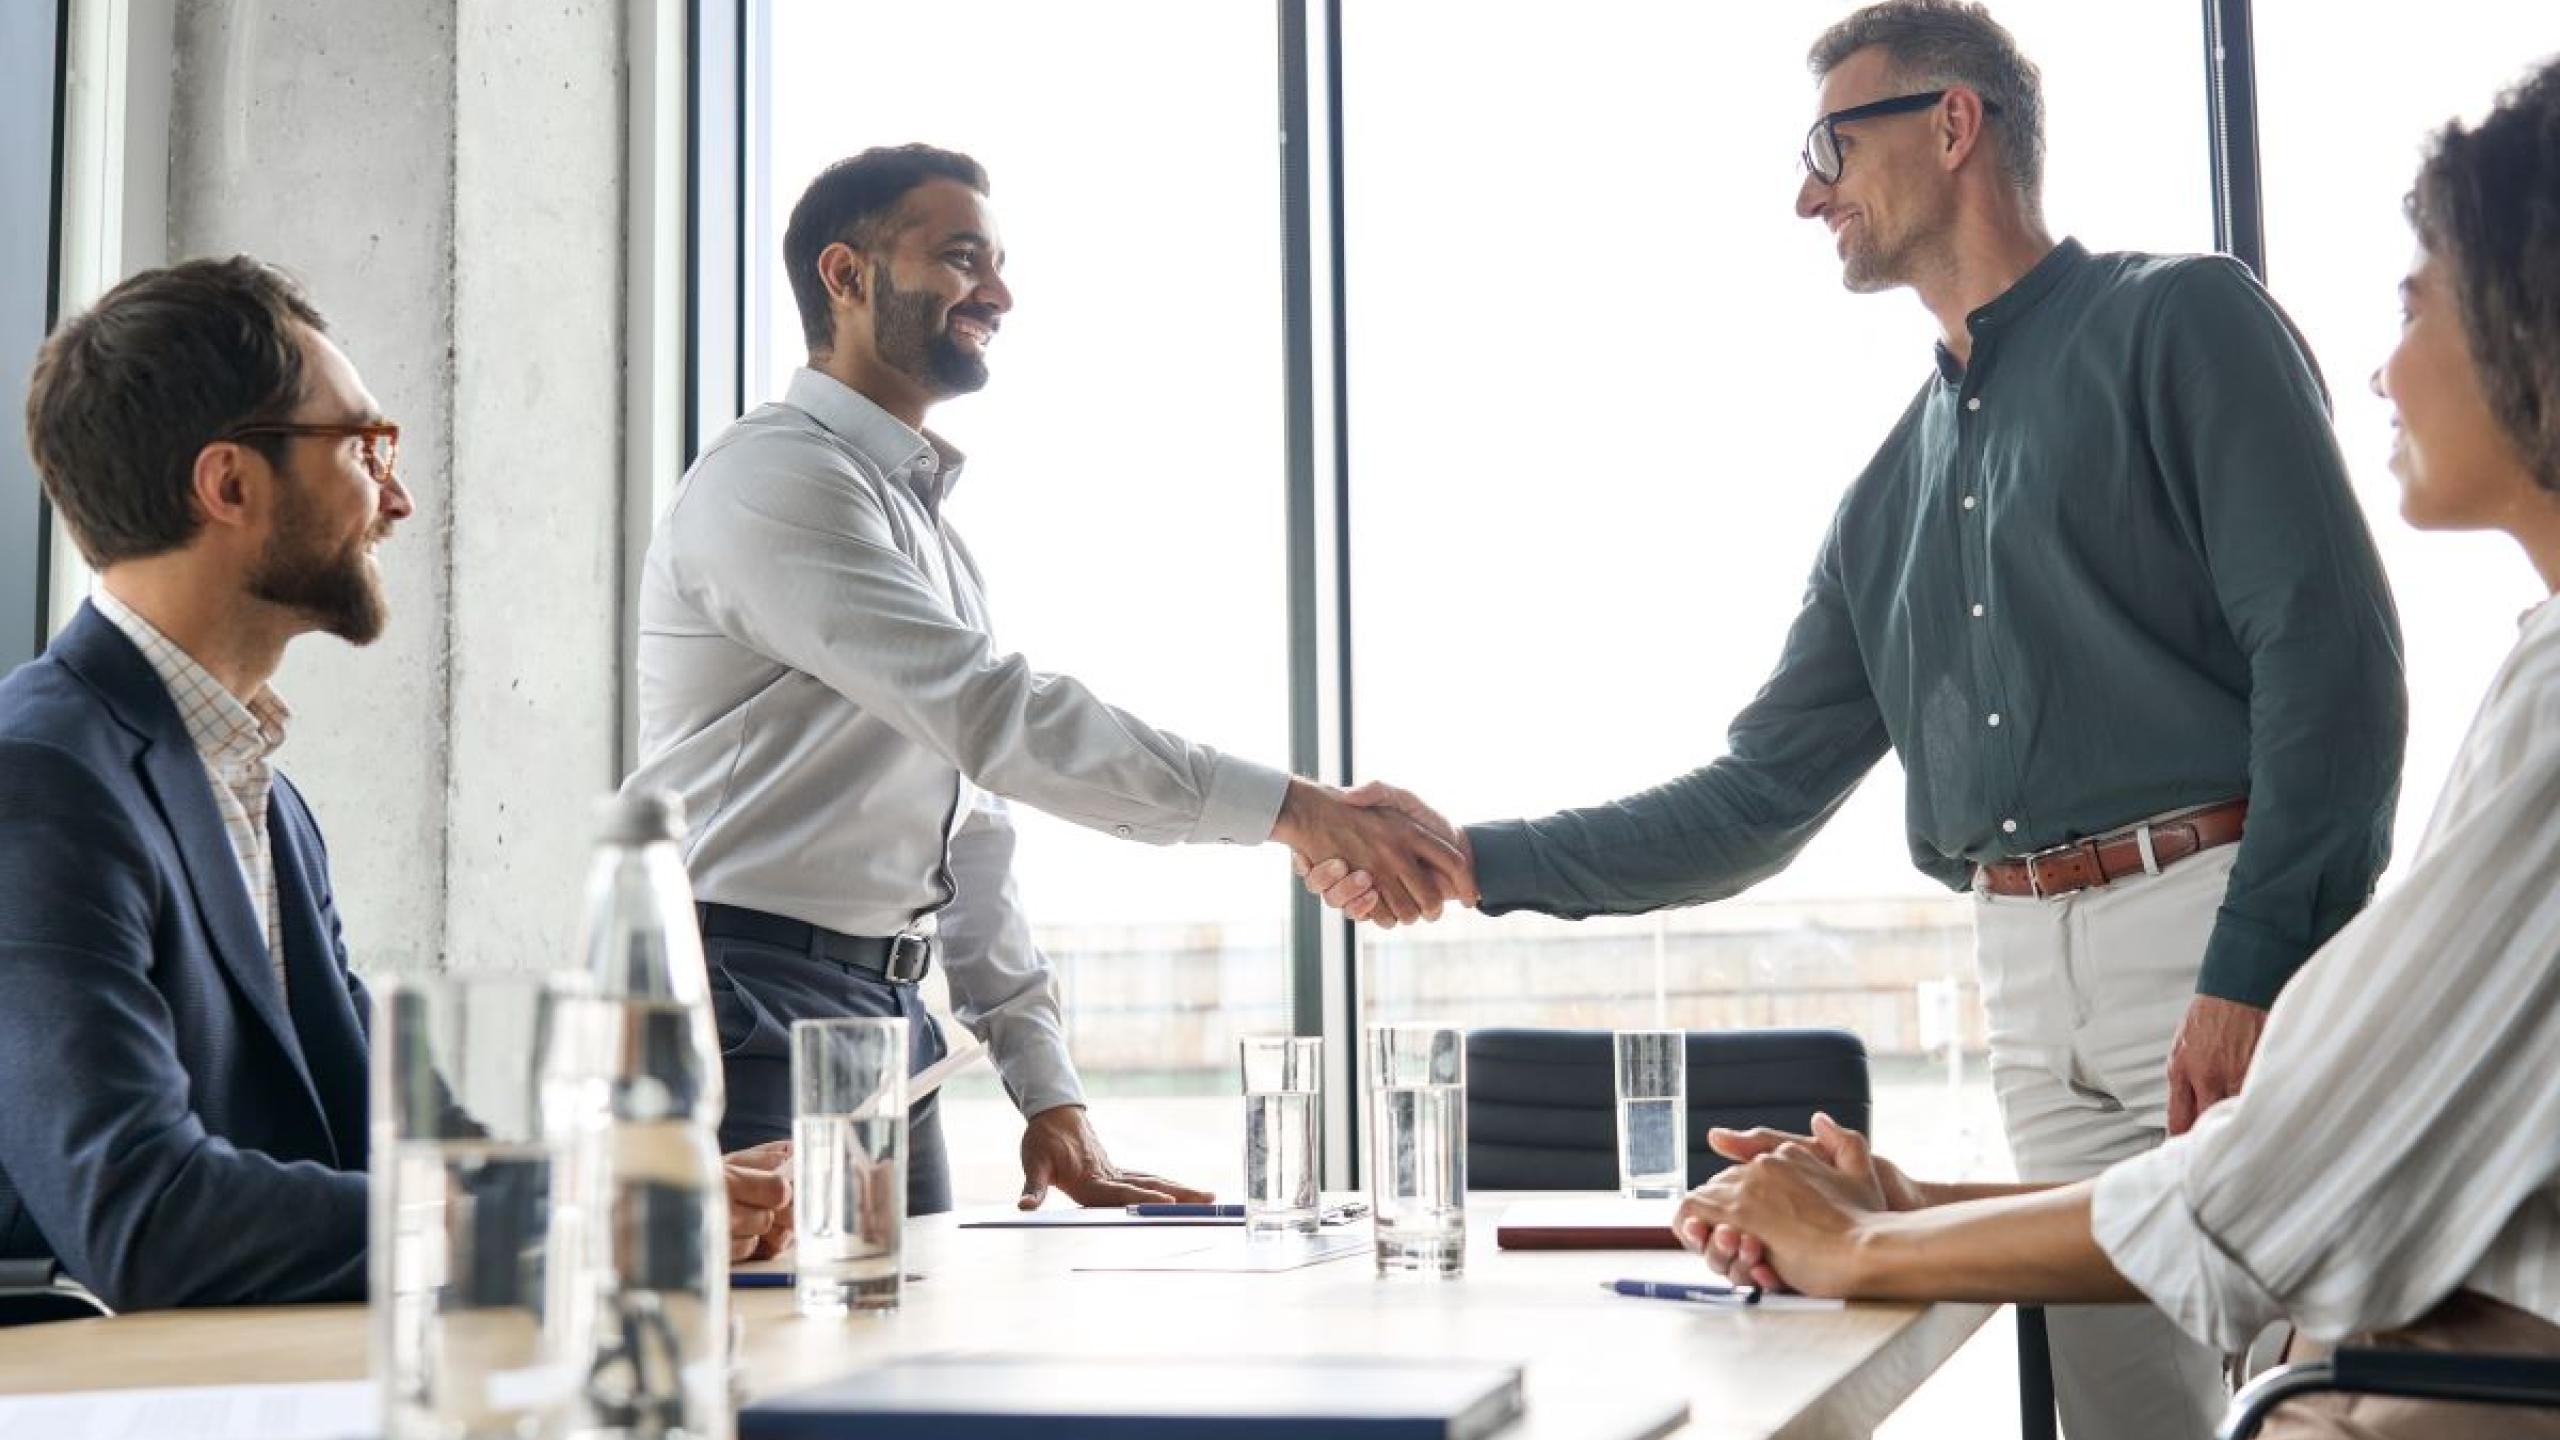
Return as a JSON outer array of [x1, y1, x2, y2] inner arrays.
[[2018, 1304, 2058, 1440]]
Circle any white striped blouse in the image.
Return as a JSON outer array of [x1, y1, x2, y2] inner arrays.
[[2091, 596, 2560, 1351]]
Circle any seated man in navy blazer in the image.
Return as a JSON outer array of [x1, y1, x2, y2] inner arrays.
[[0, 256, 790, 1311]]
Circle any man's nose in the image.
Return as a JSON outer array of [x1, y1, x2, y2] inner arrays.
[[380, 473, 416, 522], [978, 270, 1013, 315], [1795, 171, 1828, 221]]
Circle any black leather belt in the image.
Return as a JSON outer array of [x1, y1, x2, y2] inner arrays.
[[694, 902, 935, 984]]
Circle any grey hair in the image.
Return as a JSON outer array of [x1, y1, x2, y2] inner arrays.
[[1808, 0, 2046, 208]]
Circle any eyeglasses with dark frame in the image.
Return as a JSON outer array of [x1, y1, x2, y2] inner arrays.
[[1800, 89, 2003, 186], [219, 420, 402, 487]]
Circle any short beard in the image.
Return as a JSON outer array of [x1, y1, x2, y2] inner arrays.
[[872, 263, 989, 398], [1842, 226, 1921, 293], [249, 476, 388, 645], [1840, 199, 1952, 295]]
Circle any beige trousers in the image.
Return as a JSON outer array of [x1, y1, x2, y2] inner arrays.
[[2264, 1291, 2560, 1439], [1973, 844, 2240, 1440]]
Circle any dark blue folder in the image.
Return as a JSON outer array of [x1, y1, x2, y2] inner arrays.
[[738, 1353, 1526, 1439]]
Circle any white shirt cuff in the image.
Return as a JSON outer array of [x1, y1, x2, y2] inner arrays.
[[2091, 1120, 2286, 1353], [1191, 754, 1290, 846]]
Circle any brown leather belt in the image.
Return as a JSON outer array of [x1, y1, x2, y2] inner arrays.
[[1975, 799, 2248, 899]]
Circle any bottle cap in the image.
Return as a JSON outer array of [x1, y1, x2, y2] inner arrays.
[[595, 790, 686, 846]]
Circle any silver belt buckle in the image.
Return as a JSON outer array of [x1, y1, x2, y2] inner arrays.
[[2022, 839, 2078, 900], [883, 932, 934, 984]]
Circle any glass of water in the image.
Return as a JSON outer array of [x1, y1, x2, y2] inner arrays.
[[371, 974, 574, 1440], [1366, 1023, 1466, 1276], [1238, 1036, 1322, 1237], [1614, 1029, 1688, 1199], [790, 1017, 908, 1315]]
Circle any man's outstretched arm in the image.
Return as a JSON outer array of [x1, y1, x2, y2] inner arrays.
[[1302, 518, 1891, 924]]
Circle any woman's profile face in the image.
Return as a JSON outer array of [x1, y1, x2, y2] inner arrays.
[[2377, 248, 2537, 530]]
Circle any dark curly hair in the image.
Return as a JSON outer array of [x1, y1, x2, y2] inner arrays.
[[2408, 56, 2560, 493]]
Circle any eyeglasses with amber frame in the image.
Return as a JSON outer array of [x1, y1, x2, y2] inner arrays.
[[219, 421, 402, 487]]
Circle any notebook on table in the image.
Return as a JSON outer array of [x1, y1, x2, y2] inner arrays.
[[1494, 1198, 1683, 1250], [739, 1354, 1526, 1439]]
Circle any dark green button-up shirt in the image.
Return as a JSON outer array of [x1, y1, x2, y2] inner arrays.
[[1470, 240, 2407, 1007]]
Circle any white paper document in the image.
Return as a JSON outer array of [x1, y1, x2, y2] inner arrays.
[[0, 1379, 376, 1440]]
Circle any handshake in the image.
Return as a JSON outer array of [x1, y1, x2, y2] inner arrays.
[[1271, 778, 1478, 927]]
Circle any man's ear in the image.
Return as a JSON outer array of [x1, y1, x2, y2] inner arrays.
[[189, 439, 260, 536], [1938, 87, 1990, 173], [820, 242, 867, 306]]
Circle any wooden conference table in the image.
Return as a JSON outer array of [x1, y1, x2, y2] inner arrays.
[[0, 1195, 1990, 1440]]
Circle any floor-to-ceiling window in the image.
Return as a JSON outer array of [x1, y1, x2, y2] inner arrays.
[[749, 1, 1295, 1202], [1341, 1, 2212, 1179], [722, 1, 2532, 1220], [2255, 6, 2560, 877], [2, 1, 63, 669]]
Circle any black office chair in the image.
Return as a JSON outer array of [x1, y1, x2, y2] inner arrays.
[[2219, 1348, 2560, 1438], [1464, 1027, 1870, 1190], [1463, 1026, 2057, 1440], [0, 1258, 112, 1327]]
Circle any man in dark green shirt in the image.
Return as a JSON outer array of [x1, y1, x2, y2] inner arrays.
[[1303, 4, 2403, 1437]]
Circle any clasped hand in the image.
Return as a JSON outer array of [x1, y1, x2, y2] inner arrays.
[[1277, 779, 1478, 928], [1672, 1113, 1921, 1297]]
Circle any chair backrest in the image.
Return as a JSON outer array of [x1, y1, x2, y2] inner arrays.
[[0, 1258, 112, 1328], [1465, 1027, 1870, 1191]]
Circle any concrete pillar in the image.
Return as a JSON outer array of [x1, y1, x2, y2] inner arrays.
[[164, 0, 628, 974]]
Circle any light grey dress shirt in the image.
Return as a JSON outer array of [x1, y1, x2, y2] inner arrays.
[[626, 368, 1289, 1114], [2091, 598, 2560, 1350]]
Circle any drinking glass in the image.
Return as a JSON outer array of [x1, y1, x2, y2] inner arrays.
[[1238, 1036, 1322, 1236], [371, 974, 575, 1440], [790, 1017, 908, 1315], [1613, 1030, 1688, 1199], [1366, 1023, 1466, 1276]]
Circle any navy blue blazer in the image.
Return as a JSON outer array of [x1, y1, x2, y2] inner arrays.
[[0, 603, 371, 1308]]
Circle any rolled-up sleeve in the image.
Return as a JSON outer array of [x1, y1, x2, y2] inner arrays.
[[2092, 694, 2560, 1350]]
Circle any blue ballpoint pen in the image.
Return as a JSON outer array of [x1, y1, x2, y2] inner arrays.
[[1604, 1278, 1761, 1306]]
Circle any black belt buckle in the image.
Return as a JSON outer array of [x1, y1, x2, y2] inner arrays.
[[883, 932, 934, 984]]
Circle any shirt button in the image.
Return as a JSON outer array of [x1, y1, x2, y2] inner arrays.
[[1113, 824, 1134, 838], [1966, 397, 1982, 412], [1971, 603, 1986, 618], [1987, 713, 2002, 728], [2002, 819, 2020, 835], [1962, 495, 1978, 511]]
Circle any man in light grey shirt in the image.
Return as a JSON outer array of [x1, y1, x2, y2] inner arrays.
[[624, 144, 1467, 1215]]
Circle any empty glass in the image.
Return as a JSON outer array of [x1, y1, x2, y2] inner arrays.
[[790, 1017, 908, 1315], [371, 974, 575, 1440], [1614, 1030, 1688, 1199], [1238, 1037, 1323, 1236], [1366, 1023, 1466, 1276]]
